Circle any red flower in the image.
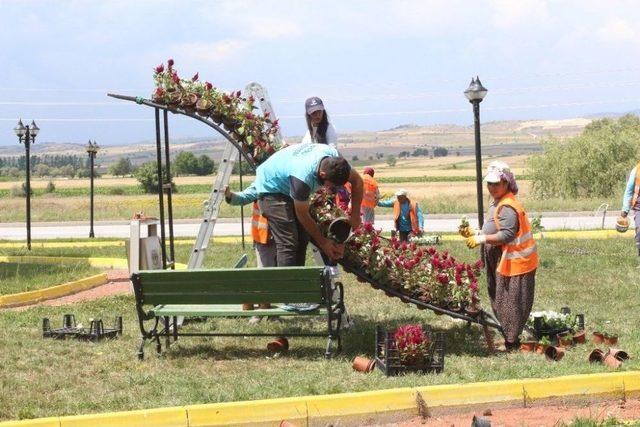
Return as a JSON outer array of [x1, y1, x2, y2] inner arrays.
[[154, 64, 164, 74], [167, 58, 174, 68], [204, 82, 213, 90], [191, 72, 199, 82], [171, 73, 180, 84], [437, 273, 449, 284], [474, 259, 484, 270]]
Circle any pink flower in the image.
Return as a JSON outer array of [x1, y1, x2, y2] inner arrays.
[[167, 59, 174, 67], [470, 281, 478, 292], [204, 82, 213, 90], [191, 72, 199, 82], [474, 259, 484, 270], [455, 273, 462, 285], [154, 64, 164, 74], [171, 73, 180, 84], [437, 273, 449, 284]]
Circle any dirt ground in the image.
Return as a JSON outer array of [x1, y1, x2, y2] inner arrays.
[[386, 397, 640, 427]]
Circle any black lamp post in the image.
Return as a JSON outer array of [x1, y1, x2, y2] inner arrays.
[[464, 76, 488, 229], [14, 119, 39, 250], [86, 140, 100, 238]]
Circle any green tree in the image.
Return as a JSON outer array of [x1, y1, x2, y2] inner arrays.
[[196, 154, 215, 175], [134, 161, 176, 194], [433, 147, 449, 157], [386, 155, 397, 167], [109, 157, 133, 176], [173, 151, 199, 176], [529, 115, 640, 199]]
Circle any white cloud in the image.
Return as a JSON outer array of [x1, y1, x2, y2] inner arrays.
[[596, 18, 637, 44], [168, 39, 248, 67]]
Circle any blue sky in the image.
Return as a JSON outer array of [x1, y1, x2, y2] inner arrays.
[[1, 0, 640, 146]]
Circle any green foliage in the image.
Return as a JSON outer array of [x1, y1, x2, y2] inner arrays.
[[433, 146, 449, 157], [45, 181, 56, 193], [134, 161, 176, 194], [109, 157, 133, 176], [529, 115, 640, 199], [172, 151, 216, 176], [9, 184, 26, 197], [386, 155, 397, 167], [412, 148, 429, 157], [196, 154, 215, 175]]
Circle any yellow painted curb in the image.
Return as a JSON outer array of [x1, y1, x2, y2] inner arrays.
[[0, 273, 108, 308], [0, 256, 187, 270], [441, 228, 633, 241], [0, 237, 241, 249], [2, 371, 639, 426]]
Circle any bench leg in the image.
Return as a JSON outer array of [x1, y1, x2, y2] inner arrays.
[[173, 316, 178, 342], [164, 316, 171, 349], [137, 338, 146, 360]]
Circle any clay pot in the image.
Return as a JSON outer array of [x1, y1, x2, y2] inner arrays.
[[592, 332, 604, 344], [603, 352, 622, 369], [572, 330, 586, 344], [588, 348, 605, 363], [210, 111, 223, 124], [535, 343, 549, 354], [242, 303, 254, 311], [352, 356, 375, 373], [195, 98, 212, 116], [465, 307, 481, 317], [558, 334, 573, 348], [609, 349, 629, 361], [258, 303, 272, 309], [180, 93, 198, 111], [545, 346, 565, 361], [519, 341, 536, 353], [604, 335, 618, 346], [267, 337, 289, 352]]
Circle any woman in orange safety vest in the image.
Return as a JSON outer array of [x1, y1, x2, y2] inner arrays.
[[462, 161, 538, 352], [361, 167, 380, 224]]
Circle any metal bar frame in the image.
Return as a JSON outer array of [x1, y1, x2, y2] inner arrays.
[[154, 108, 167, 269], [162, 110, 176, 268]]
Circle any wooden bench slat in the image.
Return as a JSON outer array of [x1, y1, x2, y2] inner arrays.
[[144, 291, 322, 305], [151, 304, 327, 317]]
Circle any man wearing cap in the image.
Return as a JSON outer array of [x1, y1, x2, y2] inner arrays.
[[377, 189, 424, 242], [302, 96, 338, 148], [254, 143, 363, 265], [361, 167, 380, 224], [619, 161, 640, 261]]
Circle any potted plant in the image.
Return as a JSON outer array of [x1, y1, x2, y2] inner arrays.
[[603, 331, 618, 346], [374, 325, 444, 376], [536, 336, 551, 354], [519, 339, 537, 353], [558, 332, 573, 347], [593, 330, 605, 344], [572, 329, 586, 344]]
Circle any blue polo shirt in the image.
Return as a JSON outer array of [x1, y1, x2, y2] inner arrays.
[[254, 144, 340, 201]]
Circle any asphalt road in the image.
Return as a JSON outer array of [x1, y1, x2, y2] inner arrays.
[[0, 212, 628, 240]]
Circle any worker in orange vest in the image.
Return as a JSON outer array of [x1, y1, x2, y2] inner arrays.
[[361, 167, 380, 224], [619, 161, 640, 260], [377, 189, 424, 242], [462, 161, 538, 351], [225, 183, 276, 312]]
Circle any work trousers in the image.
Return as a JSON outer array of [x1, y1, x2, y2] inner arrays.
[[258, 195, 309, 267]]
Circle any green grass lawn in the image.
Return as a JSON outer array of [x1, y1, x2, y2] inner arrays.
[[1, 237, 639, 421], [0, 261, 101, 295]]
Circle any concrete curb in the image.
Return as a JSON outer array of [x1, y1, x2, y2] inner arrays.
[[1, 371, 639, 426], [0, 272, 108, 308], [0, 255, 187, 270]]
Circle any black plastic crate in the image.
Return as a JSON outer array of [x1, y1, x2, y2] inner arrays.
[[43, 314, 122, 342], [527, 308, 584, 341], [374, 325, 445, 376]]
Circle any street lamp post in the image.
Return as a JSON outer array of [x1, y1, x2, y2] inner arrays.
[[464, 76, 488, 229], [13, 119, 39, 251], [86, 140, 100, 238]]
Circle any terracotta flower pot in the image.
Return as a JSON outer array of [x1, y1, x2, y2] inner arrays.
[[572, 330, 586, 344], [267, 337, 289, 352], [604, 335, 618, 346], [603, 352, 622, 369], [465, 307, 481, 317], [519, 341, 536, 353], [196, 98, 212, 116], [609, 348, 629, 362], [352, 356, 375, 373], [588, 348, 605, 363], [545, 346, 565, 361], [558, 335, 573, 348], [592, 332, 604, 344], [535, 343, 549, 354]]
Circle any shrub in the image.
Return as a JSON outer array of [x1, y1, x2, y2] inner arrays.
[[386, 155, 397, 167], [45, 181, 56, 193], [134, 161, 176, 194], [529, 115, 640, 199], [10, 185, 25, 197], [108, 187, 125, 195]]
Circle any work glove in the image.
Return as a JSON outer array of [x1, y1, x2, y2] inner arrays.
[[459, 225, 477, 238], [466, 234, 486, 249]]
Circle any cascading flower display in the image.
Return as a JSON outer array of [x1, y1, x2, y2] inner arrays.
[[393, 324, 432, 366], [309, 188, 483, 313], [151, 59, 281, 165]]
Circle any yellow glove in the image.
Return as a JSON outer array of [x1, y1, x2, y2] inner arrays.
[[466, 234, 486, 249], [458, 225, 476, 238]]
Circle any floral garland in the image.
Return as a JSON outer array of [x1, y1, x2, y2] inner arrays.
[[151, 59, 281, 165], [309, 187, 483, 312]]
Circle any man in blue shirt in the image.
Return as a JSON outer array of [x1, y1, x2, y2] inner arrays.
[[620, 162, 640, 257], [378, 189, 424, 242], [253, 144, 363, 266]]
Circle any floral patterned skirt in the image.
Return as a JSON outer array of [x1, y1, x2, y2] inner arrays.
[[484, 244, 536, 343]]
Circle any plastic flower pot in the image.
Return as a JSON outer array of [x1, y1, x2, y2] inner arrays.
[[352, 356, 375, 373], [519, 341, 537, 353], [572, 330, 586, 344], [267, 337, 289, 353], [242, 303, 254, 311], [465, 306, 481, 317], [545, 345, 565, 362], [258, 303, 272, 309], [328, 218, 351, 243], [604, 335, 618, 346], [195, 98, 212, 116], [210, 111, 223, 124], [592, 332, 605, 344], [588, 348, 605, 363]]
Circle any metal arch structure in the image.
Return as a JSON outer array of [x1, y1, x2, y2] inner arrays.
[[107, 93, 256, 270]]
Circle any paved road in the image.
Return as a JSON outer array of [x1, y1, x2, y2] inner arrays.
[[0, 212, 629, 240]]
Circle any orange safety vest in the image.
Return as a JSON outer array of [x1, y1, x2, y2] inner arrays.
[[494, 193, 538, 276], [393, 200, 420, 234], [251, 202, 269, 245], [630, 162, 640, 209], [362, 174, 378, 209]]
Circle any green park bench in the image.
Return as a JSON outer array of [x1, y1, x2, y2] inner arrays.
[[131, 266, 345, 360]]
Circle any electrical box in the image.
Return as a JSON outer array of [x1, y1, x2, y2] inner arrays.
[[128, 216, 163, 274]]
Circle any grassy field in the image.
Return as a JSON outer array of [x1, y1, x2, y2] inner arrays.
[[0, 261, 100, 294], [1, 236, 638, 421]]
